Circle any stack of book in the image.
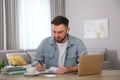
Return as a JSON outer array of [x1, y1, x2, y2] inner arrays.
[[1, 66, 26, 75]]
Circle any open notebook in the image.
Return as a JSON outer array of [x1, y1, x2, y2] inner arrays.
[[78, 54, 104, 76], [39, 66, 58, 74]]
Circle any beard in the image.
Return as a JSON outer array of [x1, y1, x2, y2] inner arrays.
[[54, 34, 67, 43]]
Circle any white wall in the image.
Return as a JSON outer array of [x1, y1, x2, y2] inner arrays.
[[65, 0, 120, 69]]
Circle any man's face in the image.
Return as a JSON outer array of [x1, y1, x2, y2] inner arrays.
[[52, 24, 69, 43]]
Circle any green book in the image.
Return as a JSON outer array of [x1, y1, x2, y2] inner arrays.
[[8, 70, 27, 75]]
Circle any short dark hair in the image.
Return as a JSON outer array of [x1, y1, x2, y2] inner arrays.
[[51, 16, 69, 27]]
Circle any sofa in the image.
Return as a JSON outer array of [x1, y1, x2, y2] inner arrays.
[[0, 48, 112, 69], [87, 48, 112, 70], [0, 49, 36, 67]]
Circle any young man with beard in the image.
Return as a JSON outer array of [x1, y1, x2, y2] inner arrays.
[[32, 16, 87, 74]]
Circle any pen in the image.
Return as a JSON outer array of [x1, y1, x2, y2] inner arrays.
[[38, 60, 43, 65]]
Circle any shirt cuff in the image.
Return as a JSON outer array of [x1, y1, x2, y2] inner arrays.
[[31, 61, 39, 67]]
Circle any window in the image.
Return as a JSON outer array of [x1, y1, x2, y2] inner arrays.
[[18, 0, 51, 49]]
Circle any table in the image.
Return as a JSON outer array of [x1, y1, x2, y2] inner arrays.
[[0, 70, 120, 80]]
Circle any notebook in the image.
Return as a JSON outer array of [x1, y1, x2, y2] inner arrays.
[[78, 54, 104, 76], [39, 66, 58, 74]]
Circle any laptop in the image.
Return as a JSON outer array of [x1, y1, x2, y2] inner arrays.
[[78, 54, 104, 76]]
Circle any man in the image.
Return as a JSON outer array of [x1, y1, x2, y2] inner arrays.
[[32, 16, 87, 74]]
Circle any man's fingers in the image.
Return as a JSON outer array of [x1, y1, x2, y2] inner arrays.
[[57, 66, 67, 74], [35, 64, 45, 71]]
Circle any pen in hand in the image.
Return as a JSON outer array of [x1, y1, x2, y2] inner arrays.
[[38, 60, 43, 65], [36, 60, 45, 71]]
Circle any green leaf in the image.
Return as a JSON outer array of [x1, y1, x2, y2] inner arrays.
[[0, 59, 6, 68]]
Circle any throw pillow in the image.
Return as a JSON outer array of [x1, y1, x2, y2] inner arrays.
[[8, 55, 27, 66]]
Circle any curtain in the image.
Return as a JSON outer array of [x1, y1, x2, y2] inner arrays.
[[0, 0, 19, 50], [50, 0, 65, 20], [0, 0, 4, 50], [0, 0, 65, 50], [5, 0, 20, 49], [18, 0, 51, 49]]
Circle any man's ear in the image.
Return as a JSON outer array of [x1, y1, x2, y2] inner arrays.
[[67, 27, 70, 33]]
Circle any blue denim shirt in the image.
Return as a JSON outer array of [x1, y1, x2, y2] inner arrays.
[[32, 35, 87, 68]]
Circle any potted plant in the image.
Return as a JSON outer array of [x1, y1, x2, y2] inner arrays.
[[0, 59, 6, 73]]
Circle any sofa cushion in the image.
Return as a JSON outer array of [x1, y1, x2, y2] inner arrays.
[[27, 51, 36, 63], [6, 52, 31, 65], [8, 55, 27, 66], [87, 48, 106, 55]]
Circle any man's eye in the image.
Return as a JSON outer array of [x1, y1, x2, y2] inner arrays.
[[52, 31, 63, 34], [58, 32, 62, 34], [58, 31, 63, 34], [53, 31, 56, 33]]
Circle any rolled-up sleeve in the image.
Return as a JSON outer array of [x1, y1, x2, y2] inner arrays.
[[32, 40, 46, 66], [76, 40, 87, 64]]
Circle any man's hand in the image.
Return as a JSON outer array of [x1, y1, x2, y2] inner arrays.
[[56, 66, 69, 74], [35, 64, 46, 71], [56, 66, 78, 74]]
